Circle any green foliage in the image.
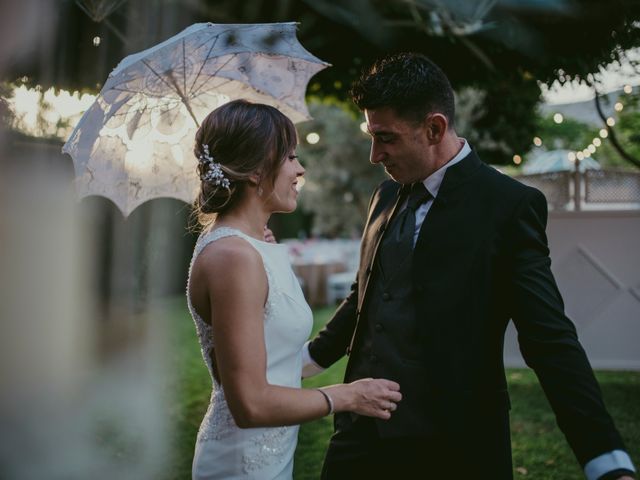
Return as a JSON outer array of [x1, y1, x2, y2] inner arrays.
[[508, 369, 639, 479], [470, 72, 542, 165], [533, 114, 598, 151], [528, 92, 640, 169], [602, 91, 640, 166], [12, 0, 640, 168], [161, 298, 211, 480], [296, 99, 386, 237], [295, 307, 348, 479]]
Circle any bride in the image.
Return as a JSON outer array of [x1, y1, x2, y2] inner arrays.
[[187, 99, 402, 479]]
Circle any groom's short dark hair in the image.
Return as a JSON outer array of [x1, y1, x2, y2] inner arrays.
[[350, 52, 455, 128]]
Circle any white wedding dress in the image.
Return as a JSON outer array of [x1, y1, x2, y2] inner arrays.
[[187, 227, 313, 479]]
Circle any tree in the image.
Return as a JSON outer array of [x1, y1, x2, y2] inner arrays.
[[533, 114, 597, 151], [295, 99, 385, 237], [594, 91, 640, 168], [4, 0, 640, 166]]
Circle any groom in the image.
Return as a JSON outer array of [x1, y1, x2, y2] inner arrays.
[[303, 53, 636, 479]]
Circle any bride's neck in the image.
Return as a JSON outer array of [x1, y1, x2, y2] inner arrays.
[[214, 196, 270, 241]]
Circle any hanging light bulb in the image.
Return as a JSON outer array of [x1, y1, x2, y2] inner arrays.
[[306, 132, 320, 144]]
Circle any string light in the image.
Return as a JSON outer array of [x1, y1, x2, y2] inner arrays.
[[93, 36, 101, 47], [513, 154, 522, 165], [306, 132, 320, 144], [533, 86, 632, 168]]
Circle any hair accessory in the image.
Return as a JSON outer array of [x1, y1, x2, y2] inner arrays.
[[199, 144, 230, 189], [316, 388, 334, 416]]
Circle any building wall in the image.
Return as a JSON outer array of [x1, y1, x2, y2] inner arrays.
[[504, 210, 640, 370]]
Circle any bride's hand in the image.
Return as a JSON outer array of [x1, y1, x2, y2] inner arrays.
[[263, 226, 276, 243], [326, 379, 401, 420]]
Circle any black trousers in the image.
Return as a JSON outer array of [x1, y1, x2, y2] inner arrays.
[[320, 417, 455, 479], [321, 413, 513, 480]]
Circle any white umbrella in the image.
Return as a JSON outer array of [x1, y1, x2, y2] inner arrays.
[[62, 22, 329, 216]]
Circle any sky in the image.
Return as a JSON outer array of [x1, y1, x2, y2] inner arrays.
[[542, 48, 640, 105]]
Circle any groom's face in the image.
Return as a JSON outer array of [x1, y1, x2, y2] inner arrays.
[[364, 107, 434, 185]]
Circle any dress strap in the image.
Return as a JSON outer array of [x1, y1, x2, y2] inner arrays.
[[188, 226, 278, 305], [193, 226, 254, 260]]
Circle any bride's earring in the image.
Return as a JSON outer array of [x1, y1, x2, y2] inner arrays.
[[257, 185, 263, 197]]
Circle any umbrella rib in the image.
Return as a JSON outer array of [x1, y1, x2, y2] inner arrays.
[[107, 99, 182, 118], [75, 2, 94, 21], [190, 53, 238, 98], [111, 86, 168, 98], [141, 58, 200, 126], [193, 79, 234, 98], [188, 34, 221, 93], [182, 38, 187, 97], [160, 103, 183, 128], [141, 59, 178, 93]]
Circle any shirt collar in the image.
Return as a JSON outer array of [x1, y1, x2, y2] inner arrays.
[[422, 138, 470, 198]]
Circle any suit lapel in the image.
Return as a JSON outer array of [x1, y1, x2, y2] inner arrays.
[[414, 150, 483, 254], [357, 184, 407, 312]]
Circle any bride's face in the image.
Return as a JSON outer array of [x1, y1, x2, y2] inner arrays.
[[264, 150, 305, 213]]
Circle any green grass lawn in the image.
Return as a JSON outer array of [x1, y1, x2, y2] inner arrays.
[[163, 298, 639, 479]]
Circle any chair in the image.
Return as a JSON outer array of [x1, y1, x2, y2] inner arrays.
[[326, 271, 356, 305]]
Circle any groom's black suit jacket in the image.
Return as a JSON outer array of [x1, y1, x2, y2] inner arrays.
[[308, 150, 626, 472]]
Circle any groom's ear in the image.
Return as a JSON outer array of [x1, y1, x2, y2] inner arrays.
[[425, 113, 448, 144]]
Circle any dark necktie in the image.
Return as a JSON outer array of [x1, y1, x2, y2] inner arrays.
[[379, 182, 432, 279]]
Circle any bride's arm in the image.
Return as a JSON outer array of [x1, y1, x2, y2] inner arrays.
[[201, 238, 401, 429]]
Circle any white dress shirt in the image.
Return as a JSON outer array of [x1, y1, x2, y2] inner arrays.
[[406, 138, 470, 247]]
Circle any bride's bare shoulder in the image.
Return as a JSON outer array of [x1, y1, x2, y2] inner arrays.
[[195, 236, 263, 281]]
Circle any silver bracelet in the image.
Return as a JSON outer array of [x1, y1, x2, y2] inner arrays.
[[316, 388, 334, 415]]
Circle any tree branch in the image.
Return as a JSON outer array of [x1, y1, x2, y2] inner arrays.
[[593, 87, 640, 169]]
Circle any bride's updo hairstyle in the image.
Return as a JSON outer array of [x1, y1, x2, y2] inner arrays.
[[193, 99, 297, 226]]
